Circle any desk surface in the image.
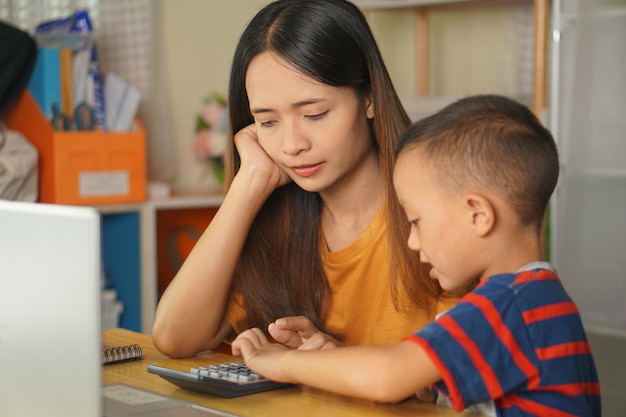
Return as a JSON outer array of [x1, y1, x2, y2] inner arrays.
[[104, 328, 482, 417]]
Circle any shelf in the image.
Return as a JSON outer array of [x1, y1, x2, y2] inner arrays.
[[90, 193, 224, 333], [147, 193, 224, 210], [94, 193, 224, 213], [354, 0, 472, 9], [354, 0, 529, 10], [94, 202, 144, 214]]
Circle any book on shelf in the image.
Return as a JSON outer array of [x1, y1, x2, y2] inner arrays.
[[27, 46, 61, 120], [102, 343, 144, 366], [59, 47, 73, 117]]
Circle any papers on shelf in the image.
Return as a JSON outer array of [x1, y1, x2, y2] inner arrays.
[[104, 73, 142, 132]]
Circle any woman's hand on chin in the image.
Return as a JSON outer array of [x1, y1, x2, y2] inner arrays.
[[234, 124, 291, 189]]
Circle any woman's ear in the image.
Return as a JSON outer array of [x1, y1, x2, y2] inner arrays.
[[465, 193, 495, 237], [365, 94, 374, 120]]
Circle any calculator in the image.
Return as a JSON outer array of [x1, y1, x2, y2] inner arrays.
[[147, 362, 292, 398]]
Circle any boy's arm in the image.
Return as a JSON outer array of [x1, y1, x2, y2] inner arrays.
[[232, 328, 441, 403]]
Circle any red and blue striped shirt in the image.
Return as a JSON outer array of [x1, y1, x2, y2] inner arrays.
[[407, 266, 601, 417]]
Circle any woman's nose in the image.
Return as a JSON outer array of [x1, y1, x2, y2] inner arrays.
[[281, 121, 310, 155]]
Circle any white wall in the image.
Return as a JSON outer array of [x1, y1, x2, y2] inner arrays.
[[159, 0, 269, 192]]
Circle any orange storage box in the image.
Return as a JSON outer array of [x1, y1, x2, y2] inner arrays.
[[6, 91, 147, 205]]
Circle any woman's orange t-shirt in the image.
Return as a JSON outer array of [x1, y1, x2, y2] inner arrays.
[[226, 206, 456, 345]]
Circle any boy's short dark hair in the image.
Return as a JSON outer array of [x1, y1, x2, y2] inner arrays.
[[396, 94, 559, 227]]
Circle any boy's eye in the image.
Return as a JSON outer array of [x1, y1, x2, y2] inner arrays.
[[306, 110, 329, 121]]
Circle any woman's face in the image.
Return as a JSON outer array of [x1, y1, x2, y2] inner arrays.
[[245, 51, 375, 193]]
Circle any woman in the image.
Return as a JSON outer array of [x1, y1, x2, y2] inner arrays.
[[153, 0, 458, 358]]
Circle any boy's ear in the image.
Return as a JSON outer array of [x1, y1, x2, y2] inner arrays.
[[465, 193, 495, 237]]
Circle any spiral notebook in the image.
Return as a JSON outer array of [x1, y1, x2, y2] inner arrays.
[[103, 344, 144, 365]]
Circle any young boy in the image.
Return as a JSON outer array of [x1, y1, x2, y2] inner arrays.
[[232, 95, 601, 417]]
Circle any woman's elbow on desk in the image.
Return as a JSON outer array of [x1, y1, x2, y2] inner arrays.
[[152, 318, 232, 358], [151, 323, 196, 358], [152, 331, 193, 358]]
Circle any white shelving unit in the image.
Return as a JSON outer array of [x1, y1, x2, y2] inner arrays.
[[95, 193, 223, 334], [140, 193, 223, 332], [354, 0, 550, 117]]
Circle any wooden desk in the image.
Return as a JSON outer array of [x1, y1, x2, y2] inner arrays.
[[104, 328, 482, 417]]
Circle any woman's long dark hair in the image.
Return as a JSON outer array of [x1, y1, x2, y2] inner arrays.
[[225, 0, 441, 337]]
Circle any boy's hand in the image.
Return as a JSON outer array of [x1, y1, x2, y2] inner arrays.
[[268, 316, 341, 350], [415, 387, 436, 403], [231, 327, 291, 382]]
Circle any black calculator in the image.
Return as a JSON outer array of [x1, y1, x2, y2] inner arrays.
[[147, 362, 292, 398]]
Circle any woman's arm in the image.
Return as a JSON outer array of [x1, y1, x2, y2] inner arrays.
[[152, 126, 288, 358]]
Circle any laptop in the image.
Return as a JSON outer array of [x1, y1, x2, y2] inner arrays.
[[0, 200, 237, 417]]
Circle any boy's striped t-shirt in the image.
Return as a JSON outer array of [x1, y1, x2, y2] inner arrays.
[[407, 267, 601, 417]]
